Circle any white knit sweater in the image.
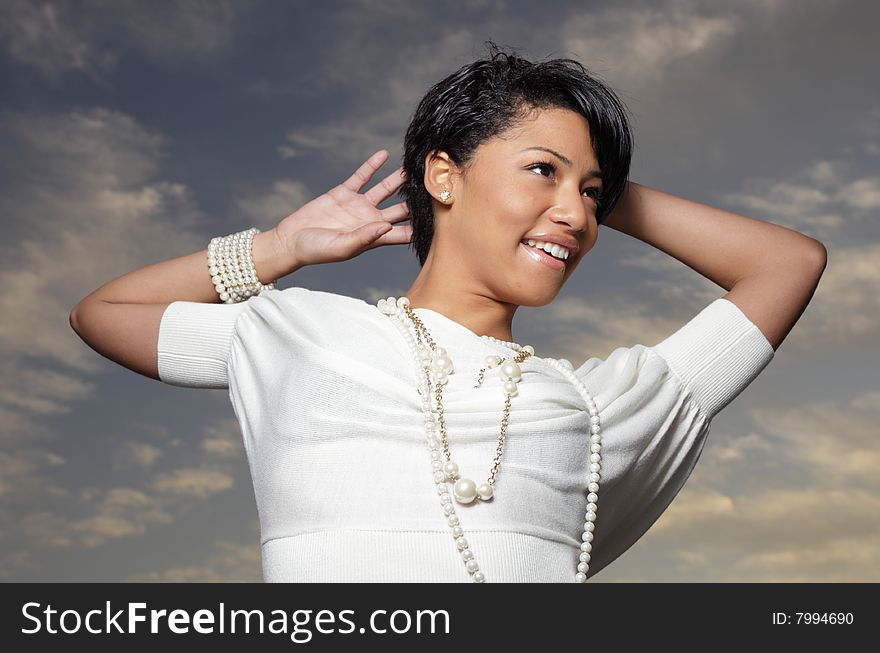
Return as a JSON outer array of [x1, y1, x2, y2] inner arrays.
[[157, 287, 775, 582]]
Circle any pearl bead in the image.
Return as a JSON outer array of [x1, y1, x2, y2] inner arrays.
[[461, 549, 474, 561], [434, 356, 453, 373], [575, 573, 587, 583], [476, 483, 493, 500], [499, 360, 522, 381], [453, 478, 477, 504], [456, 537, 468, 550], [452, 526, 463, 537], [443, 461, 459, 477], [474, 572, 486, 582], [466, 560, 480, 573]]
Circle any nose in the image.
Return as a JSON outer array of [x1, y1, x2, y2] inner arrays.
[[549, 185, 591, 235]]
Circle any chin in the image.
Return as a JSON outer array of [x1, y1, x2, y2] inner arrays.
[[508, 284, 562, 308]]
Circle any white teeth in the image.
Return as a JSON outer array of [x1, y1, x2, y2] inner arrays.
[[525, 239, 569, 260]]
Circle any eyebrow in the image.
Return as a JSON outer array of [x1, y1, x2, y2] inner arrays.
[[520, 146, 603, 182]]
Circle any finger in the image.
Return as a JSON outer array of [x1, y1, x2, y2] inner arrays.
[[369, 223, 413, 248], [364, 166, 406, 206], [379, 201, 410, 222], [341, 149, 388, 193]]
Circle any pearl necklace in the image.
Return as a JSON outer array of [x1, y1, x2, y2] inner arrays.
[[412, 311, 533, 505], [377, 296, 603, 583]]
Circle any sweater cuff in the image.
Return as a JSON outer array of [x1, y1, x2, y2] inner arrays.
[[650, 298, 775, 420], [157, 300, 250, 388]]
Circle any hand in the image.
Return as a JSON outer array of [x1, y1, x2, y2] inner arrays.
[[274, 149, 412, 269]]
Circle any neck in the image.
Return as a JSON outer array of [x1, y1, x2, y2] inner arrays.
[[405, 260, 518, 343]]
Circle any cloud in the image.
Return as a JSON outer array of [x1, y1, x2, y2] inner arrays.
[[277, 28, 478, 168], [752, 392, 880, 487], [617, 388, 880, 581], [19, 487, 173, 549], [0, 367, 94, 416], [234, 180, 312, 227], [0, 0, 239, 80], [597, 152, 880, 351], [0, 0, 113, 79], [127, 540, 262, 582], [0, 550, 36, 579], [0, 106, 211, 445], [718, 158, 878, 241], [200, 420, 244, 458], [535, 282, 722, 363], [640, 486, 880, 581], [561, 1, 742, 90], [113, 442, 163, 470], [149, 467, 235, 499], [0, 449, 69, 502]]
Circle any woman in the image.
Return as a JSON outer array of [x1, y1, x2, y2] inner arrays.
[[69, 44, 827, 582]]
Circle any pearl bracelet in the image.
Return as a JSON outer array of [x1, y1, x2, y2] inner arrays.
[[207, 227, 277, 303]]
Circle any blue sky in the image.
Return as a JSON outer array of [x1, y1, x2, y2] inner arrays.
[[1, 0, 878, 581]]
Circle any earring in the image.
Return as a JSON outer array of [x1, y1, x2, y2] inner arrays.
[[439, 189, 451, 202]]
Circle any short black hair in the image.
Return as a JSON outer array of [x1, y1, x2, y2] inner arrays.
[[400, 41, 634, 267]]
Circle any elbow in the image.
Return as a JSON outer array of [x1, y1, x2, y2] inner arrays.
[[69, 304, 83, 335], [805, 239, 828, 272]]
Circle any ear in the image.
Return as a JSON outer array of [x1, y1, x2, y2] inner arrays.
[[423, 149, 459, 204]]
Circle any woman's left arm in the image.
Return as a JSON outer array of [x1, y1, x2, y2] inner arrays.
[[602, 181, 828, 352]]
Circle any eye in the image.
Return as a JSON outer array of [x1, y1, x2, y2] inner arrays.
[[528, 161, 603, 203], [527, 161, 556, 178], [583, 187, 603, 203]]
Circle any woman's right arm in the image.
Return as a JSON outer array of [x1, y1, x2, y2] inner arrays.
[[68, 228, 295, 381], [68, 148, 413, 383]]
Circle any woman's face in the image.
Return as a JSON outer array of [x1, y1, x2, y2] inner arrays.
[[438, 106, 602, 307]]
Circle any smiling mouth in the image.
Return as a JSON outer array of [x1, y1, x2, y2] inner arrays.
[[520, 241, 566, 272]]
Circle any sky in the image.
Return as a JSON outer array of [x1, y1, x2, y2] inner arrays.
[[0, 0, 878, 582]]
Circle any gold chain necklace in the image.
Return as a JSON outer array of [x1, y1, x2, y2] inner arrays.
[[404, 304, 535, 503]]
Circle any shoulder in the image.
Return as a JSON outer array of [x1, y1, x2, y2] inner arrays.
[[232, 286, 390, 347], [573, 297, 775, 423], [574, 344, 680, 417]]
